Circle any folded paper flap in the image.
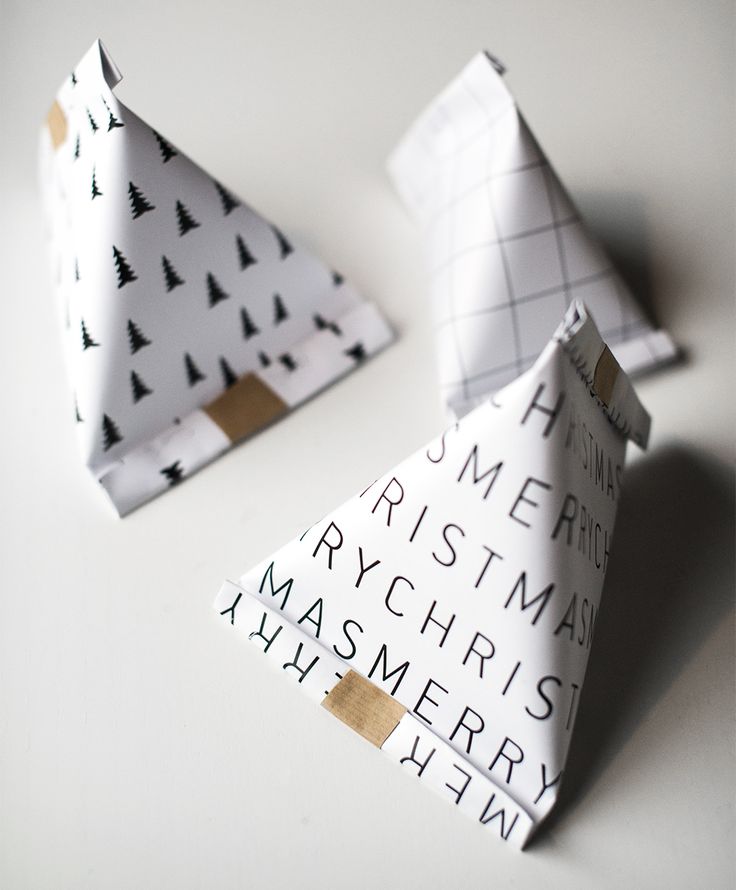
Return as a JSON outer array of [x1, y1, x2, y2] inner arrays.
[[482, 51, 507, 76], [93, 301, 393, 515], [214, 580, 538, 845], [97, 39, 123, 91], [555, 301, 651, 448], [56, 39, 123, 102]]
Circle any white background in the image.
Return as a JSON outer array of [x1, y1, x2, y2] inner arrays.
[[1, 1, 734, 887]]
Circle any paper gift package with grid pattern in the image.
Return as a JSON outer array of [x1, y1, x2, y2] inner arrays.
[[388, 51, 676, 418]]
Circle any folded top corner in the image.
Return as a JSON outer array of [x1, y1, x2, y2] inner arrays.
[[553, 300, 651, 449]]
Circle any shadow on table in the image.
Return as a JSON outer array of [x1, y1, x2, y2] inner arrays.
[[532, 442, 735, 845], [577, 191, 693, 362]]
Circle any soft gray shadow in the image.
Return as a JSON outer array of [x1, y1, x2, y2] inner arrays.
[[532, 443, 735, 843], [577, 191, 657, 322]]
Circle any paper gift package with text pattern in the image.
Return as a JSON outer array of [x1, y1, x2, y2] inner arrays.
[[213, 52, 671, 848]]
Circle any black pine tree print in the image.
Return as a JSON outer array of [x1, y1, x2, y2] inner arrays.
[[176, 200, 200, 236], [236, 234, 257, 270], [74, 396, 83, 423], [160, 460, 184, 486], [272, 226, 293, 259], [184, 352, 206, 386], [74, 258, 80, 281], [219, 356, 238, 389], [240, 306, 259, 339], [214, 181, 240, 215], [161, 256, 185, 292], [273, 293, 289, 324], [206, 272, 230, 307], [130, 370, 153, 403], [100, 94, 123, 130], [86, 107, 99, 134], [153, 130, 178, 163], [258, 351, 271, 368], [91, 166, 103, 199], [102, 413, 123, 451], [313, 313, 341, 336], [128, 181, 156, 219], [113, 246, 137, 288], [108, 110, 124, 130], [127, 319, 151, 354], [345, 342, 367, 362], [73, 133, 80, 160], [71, 70, 77, 86], [332, 270, 344, 286], [279, 353, 297, 372], [81, 319, 99, 350]]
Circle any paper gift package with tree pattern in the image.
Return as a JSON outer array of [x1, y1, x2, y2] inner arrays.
[[39, 39, 394, 515]]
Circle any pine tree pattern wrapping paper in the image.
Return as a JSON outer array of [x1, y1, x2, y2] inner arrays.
[[214, 302, 651, 849], [388, 52, 676, 419], [39, 39, 394, 516]]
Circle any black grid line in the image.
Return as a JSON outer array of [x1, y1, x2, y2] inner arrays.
[[423, 159, 549, 227], [429, 214, 580, 275], [435, 100, 471, 401], [440, 319, 653, 391], [433, 267, 617, 331], [428, 99, 516, 163], [540, 163, 573, 316], [462, 73, 524, 377]]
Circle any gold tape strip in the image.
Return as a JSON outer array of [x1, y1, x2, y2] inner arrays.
[[322, 670, 406, 749], [203, 373, 287, 443], [593, 345, 620, 407], [46, 100, 67, 149]]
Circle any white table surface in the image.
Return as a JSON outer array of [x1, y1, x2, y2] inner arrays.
[[1, 2, 734, 887]]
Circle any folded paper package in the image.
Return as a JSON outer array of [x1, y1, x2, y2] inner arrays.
[[215, 301, 651, 849], [388, 52, 676, 419], [39, 39, 394, 515], [213, 53, 669, 849]]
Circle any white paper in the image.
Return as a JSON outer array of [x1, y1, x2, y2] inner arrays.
[[214, 301, 650, 848], [388, 51, 676, 419], [39, 39, 394, 515]]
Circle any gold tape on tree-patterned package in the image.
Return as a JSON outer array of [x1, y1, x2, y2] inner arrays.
[[203, 373, 288, 444]]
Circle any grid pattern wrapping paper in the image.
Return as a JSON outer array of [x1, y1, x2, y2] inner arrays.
[[388, 52, 676, 418], [39, 40, 394, 515]]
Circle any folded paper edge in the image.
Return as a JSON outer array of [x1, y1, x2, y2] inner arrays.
[[96, 302, 394, 516], [553, 300, 651, 449], [97, 39, 123, 90], [213, 579, 537, 848]]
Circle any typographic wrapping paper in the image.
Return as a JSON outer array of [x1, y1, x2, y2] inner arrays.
[[39, 40, 394, 515], [215, 302, 651, 848], [388, 52, 676, 419]]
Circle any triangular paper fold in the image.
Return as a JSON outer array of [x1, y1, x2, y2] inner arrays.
[[387, 51, 676, 418], [214, 301, 649, 849], [39, 40, 393, 515]]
